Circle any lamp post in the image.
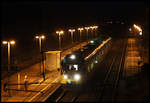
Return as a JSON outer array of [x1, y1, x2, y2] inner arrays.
[[68, 29, 75, 43], [90, 26, 95, 39], [2, 40, 15, 96], [35, 35, 45, 81], [94, 26, 98, 37], [85, 27, 90, 41], [35, 35, 45, 52], [78, 28, 84, 42], [56, 30, 64, 50]]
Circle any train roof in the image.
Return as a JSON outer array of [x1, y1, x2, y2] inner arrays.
[[73, 37, 109, 58], [63, 36, 111, 63]]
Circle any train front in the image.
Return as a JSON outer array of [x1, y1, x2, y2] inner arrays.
[[61, 53, 84, 85]]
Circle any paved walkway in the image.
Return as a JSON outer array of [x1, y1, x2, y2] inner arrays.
[[1, 62, 61, 102], [123, 38, 143, 77], [116, 37, 148, 102], [1, 41, 88, 102]]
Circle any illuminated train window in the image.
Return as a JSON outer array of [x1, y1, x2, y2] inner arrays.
[[69, 64, 78, 71]]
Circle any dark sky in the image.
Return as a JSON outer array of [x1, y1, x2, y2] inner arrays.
[[1, 1, 148, 38], [1, 1, 148, 63]]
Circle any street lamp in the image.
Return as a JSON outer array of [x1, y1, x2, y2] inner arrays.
[[2, 40, 16, 96], [84, 27, 90, 41], [68, 29, 75, 43], [133, 24, 142, 32], [78, 28, 84, 42], [56, 30, 64, 50], [35, 34, 46, 81], [35, 35, 45, 52], [133, 24, 142, 36]]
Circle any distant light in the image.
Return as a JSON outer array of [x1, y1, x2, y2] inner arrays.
[[56, 30, 64, 35], [90, 40, 94, 44], [94, 26, 98, 28], [64, 74, 68, 79], [139, 31, 142, 35], [133, 24, 142, 32], [74, 74, 81, 81], [2, 41, 8, 44], [60, 30, 64, 34], [85, 27, 90, 30], [68, 29, 75, 32], [90, 26, 95, 29], [70, 54, 76, 60], [41, 35, 45, 39], [35, 36, 39, 39], [95, 60, 98, 64], [56, 31, 59, 34], [129, 28, 132, 31], [78, 28, 84, 31], [10, 40, 15, 45]]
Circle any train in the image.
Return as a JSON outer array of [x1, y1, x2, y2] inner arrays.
[[60, 36, 112, 85]]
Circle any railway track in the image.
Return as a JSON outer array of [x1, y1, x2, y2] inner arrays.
[[97, 39, 127, 102], [46, 39, 127, 102]]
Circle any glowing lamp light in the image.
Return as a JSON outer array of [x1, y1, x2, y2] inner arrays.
[[56, 31, 59, 34], [85, 27, 90, 30], [10, 40, 15, 44], [94, 26, 98, 29], [41, 35, 45, 39], [56, 30, 64, 35], [68, 29, 75, 32], [78, 28, 84, 31], [35, 36, 39, 39], [2, 41, 8, 44], [90, 26, 95, 29], [60, 31, 64, 34]]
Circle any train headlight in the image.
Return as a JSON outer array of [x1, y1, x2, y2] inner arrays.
[[70, 54, 76, 60], [64, 74, 68, 79], [74, 74, 81, 81], [90, 40, 94, 44]]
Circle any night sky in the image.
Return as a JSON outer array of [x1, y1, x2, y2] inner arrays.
[[1, 1, 148, 37]]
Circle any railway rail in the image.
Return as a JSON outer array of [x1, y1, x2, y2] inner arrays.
[[46, 39, 127, 102]]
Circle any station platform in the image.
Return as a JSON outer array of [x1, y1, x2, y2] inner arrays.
[[1, 41, 88, 102]]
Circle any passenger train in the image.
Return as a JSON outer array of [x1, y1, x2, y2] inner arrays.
[[60, 36, 112, 85]]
